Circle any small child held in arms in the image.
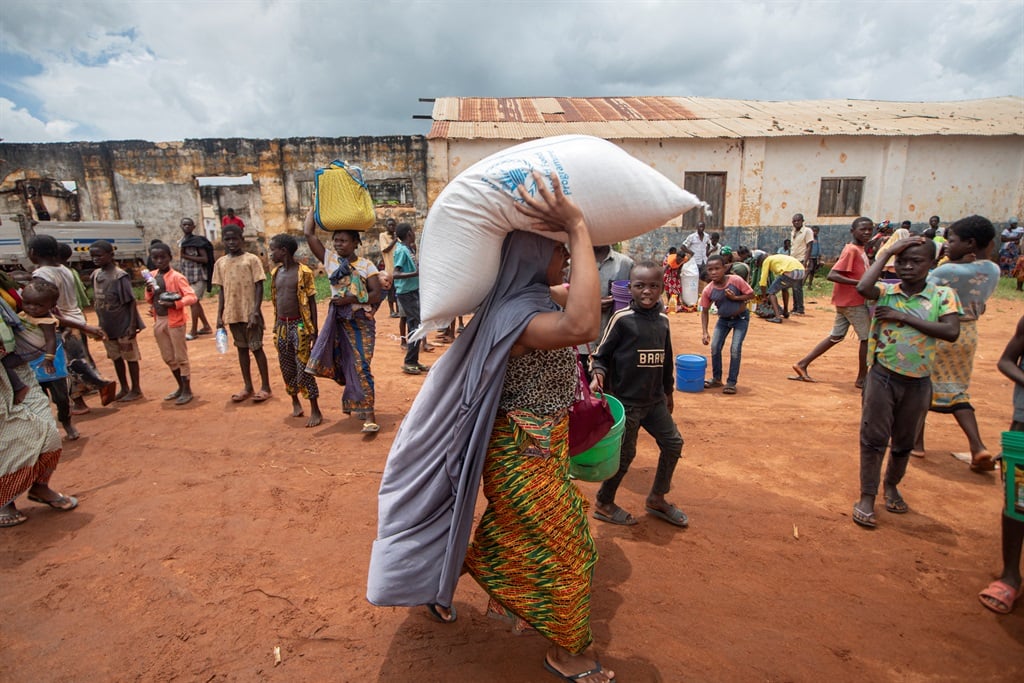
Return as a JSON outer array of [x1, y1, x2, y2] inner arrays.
[[14, 279, 105, 439], [90, 240, 145, 401], [145, 242, 197, 405], [791, 216, 874, 387], [977, 315, 1024, 615], [590, 261, 687, 528], [269, 233, 321, 427], [212, 224, 272, 403], [699, 254, 755, 394], [851, 235, 961, 529]]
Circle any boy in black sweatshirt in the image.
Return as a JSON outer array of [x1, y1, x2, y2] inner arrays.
[[589, 261, 687, 528]]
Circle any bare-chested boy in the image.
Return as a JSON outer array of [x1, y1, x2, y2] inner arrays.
[[269, 234, 321, 426]]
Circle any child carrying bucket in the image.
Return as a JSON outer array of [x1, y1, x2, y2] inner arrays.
[[978, 314, 1024, 615], [589, 261, 688, 528]]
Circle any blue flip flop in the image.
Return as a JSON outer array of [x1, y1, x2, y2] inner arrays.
[[426, 603, 456, 624]]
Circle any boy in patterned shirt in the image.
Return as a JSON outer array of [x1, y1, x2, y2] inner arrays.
[[851, 236, 961, 529]]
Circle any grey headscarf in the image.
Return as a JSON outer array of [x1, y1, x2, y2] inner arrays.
[[367, 230, 560, 608]]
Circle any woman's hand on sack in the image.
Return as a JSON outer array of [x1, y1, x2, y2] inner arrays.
[[589, 372, 604, 393], [514, 171, 585, 234]]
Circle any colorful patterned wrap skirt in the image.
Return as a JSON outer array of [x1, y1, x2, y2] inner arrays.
[[930, 318, 978, 412], [464, 408, 597, 654]]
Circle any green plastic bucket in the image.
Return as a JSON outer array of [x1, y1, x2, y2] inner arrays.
[[1001, 431, 1024, 522], [570, 394, 625, 482]]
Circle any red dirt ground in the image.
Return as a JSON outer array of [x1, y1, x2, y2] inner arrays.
[[2, 293, 1023, 682]]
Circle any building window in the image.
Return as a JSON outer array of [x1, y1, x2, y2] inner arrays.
[[366, 178, 414, 206], [682, 172, 725, 229], [818, 177, 864, 217]]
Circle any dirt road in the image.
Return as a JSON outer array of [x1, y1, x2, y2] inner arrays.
[[2, 293, 1023, 682]]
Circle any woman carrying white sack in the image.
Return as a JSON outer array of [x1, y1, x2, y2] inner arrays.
[[367, 171, 616, 682]]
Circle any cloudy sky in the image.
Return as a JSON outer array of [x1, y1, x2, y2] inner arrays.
[[1, 0, 1021, 143]]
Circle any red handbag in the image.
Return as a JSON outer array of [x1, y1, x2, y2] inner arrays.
[[568, 362, 614, 456]]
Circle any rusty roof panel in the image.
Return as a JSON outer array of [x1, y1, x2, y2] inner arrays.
[[430, 97, 1023, 139], [426, 121, 449, 139]]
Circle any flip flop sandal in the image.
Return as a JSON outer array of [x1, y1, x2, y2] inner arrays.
[[787, 374, 818, 383], [361, 422, 381, 434], [593, 507, 638, 526], [543, 655, 614, 682], [0, 510, 28, 527], [722, 385, 737, 394], [646, 505, 689, 528], [185, 334, 196, 341], [401, 365, 422, 375], [195, 328, 213, 336], [852, 505, 877, 528], [231, 390, 253, 403], [978, 580, 1021, 615], [252, 390, 272, 403], [884, 497, 909, 514], [704, 379, 723, 389], [426, 603, 457, 624], [27, 493, 78, 511]]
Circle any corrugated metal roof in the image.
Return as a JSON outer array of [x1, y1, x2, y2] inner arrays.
[[427, 96, 1024, 140]]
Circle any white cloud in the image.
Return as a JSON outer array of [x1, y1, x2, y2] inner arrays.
[[0, 0, 1021, 142], [0, 97, 78, 141]]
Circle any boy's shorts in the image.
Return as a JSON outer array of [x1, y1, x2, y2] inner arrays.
[[830, 305, 871, 341], [229, 321, 264, 350], [766, 270, 805, 295], [103, 336, 141, 361]]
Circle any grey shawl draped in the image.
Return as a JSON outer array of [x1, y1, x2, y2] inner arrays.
[[367, 231, 560, 608]]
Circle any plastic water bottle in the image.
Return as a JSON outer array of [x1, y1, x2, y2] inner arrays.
[[140, 269, 160, 293], [215, 328, 229, 354]]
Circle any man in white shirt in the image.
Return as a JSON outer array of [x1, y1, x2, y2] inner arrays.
[[682, 221, 712, 279], [789, 213, 815, 315]]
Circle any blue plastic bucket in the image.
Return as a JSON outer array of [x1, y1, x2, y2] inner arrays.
[[611, 280, 631, 312], [675, 354, 707, 393], [569, 394, 625, 482]]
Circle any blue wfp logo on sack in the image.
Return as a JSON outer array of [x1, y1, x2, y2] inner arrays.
[[479, 151, 571, 202]]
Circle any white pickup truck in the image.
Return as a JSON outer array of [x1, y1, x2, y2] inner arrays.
[[0, 214, 146, 274]]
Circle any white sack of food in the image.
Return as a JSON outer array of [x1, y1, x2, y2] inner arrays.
[[415, 135, 706, 337], [681, 258, 700, 306]]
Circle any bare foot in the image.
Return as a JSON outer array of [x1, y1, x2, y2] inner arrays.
[[306, 409, 323, 428], [117, 390, 143, 402], [291, 397, 304, 418]]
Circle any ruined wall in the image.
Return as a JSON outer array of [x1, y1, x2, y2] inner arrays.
[[0, 137, 428, 259]]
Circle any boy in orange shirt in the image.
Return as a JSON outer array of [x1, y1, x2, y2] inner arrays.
[[145, 243, 197, 404]]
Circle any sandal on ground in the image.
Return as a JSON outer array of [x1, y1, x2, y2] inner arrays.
[[722, 384, 737, 394], [231, 390, 253, 403], [543, 655, 615, 682], [788, 365, 817, 382], [646, 504, 689, 527], [185, 333, 196, 341], [426, 603, 457, 623], [593, 506, 638, 526], [415, 364, 430, 372], [0, 509, 28, 527], [195, 328, 213, 336], [401, 365, 422, 375], [361, 422, 380, 434], [704, 379, 723, 389], [766, 317, 783, 324], [27, 493, 78, 511], [252, 390, 271, 403], [884, 496, 909, 514], [909, 449, 926, 458], [970, 451, 996, 472], [852, 505, 877, 528], [979, 580, 1021, 615]]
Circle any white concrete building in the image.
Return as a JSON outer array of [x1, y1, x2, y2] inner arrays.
[[425, 96, 1024, 254]]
